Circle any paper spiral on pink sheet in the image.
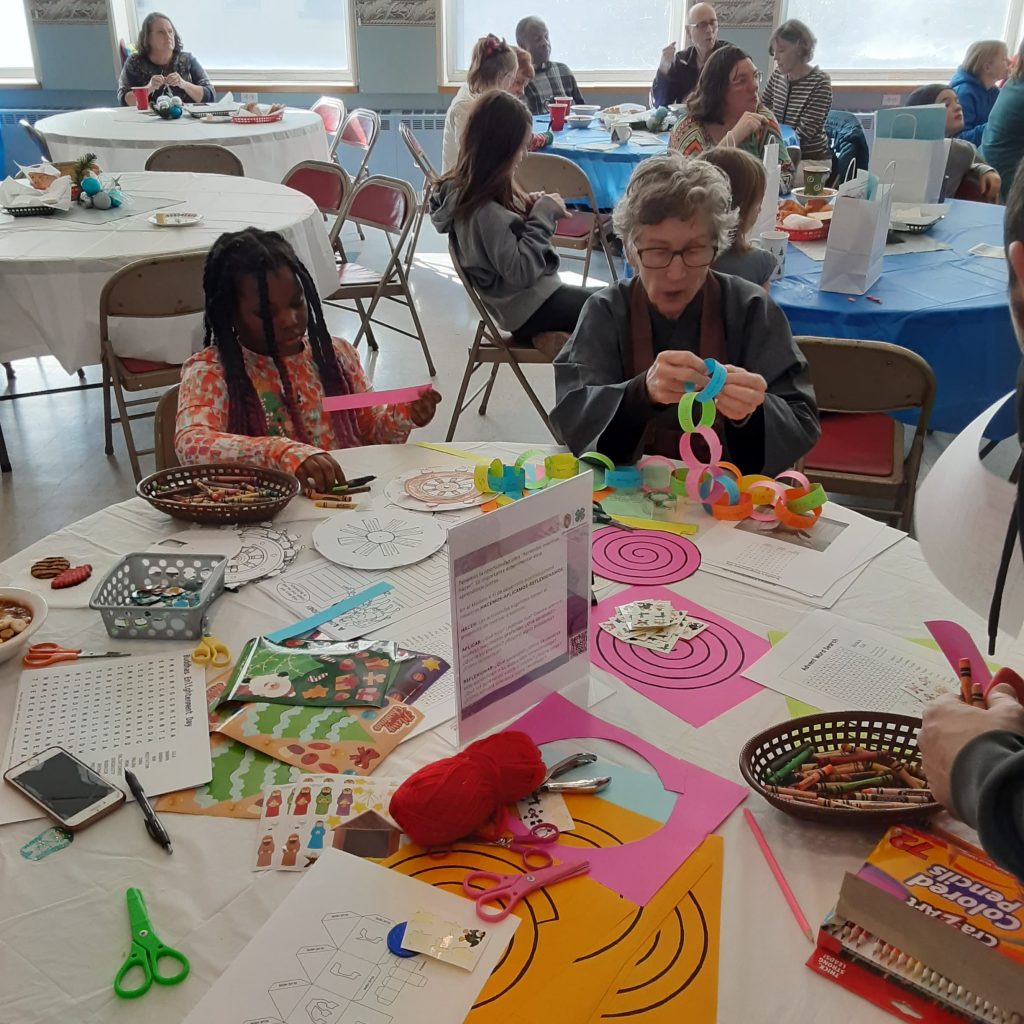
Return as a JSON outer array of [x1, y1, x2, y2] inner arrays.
[[591, 529, 701, 585]]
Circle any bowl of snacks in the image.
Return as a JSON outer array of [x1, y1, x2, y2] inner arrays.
[[777, 197, 833, 241], [571, 104, 601, 116], [0, 588, 47, 665], [565, 113, 596, 128], [791, 186, 838, 204]]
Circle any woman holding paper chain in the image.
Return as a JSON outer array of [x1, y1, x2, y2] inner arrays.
[[174, 228, 441, 493], [905, 84, 1000, 202], [669, 45, 793, 193], [117, 12, 214, 106], [551, 152, 819, 472]]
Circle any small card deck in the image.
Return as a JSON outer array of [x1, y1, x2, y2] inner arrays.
[[600, 600, 707, 654]]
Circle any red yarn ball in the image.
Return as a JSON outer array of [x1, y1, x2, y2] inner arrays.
[[389, 731, 545, 846]]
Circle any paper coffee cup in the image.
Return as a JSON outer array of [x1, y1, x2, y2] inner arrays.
[[760, 230, 788, 282]]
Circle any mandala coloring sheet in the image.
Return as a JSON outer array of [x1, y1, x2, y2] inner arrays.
[[312, 511, 446, 571]]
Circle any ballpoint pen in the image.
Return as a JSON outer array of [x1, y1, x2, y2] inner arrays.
[[124, 769, 173, 854]]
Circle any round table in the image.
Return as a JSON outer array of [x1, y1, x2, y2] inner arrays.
[[0, 440, 1003, 1024], [34, 107, 328, 184], [537, 116, 800, 210], [0, 171, 337, 373], [772, 199, 1016, 435]]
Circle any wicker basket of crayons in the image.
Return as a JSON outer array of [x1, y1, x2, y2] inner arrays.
[[137, 464, 300, 524], [739, 712, 941, 825]]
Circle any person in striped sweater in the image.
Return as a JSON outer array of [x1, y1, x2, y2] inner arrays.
[[760, 19, 832, 165]]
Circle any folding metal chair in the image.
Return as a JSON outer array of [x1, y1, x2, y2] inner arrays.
[[311, 96, 347, 158], [144, 144, 244, 176], [444, 238, 560, 441], [324, 176, 436, 376], [398, 121, 440, 279], [20, 118, 51, 162], [100, 252, 206, 482], [796, 336, 936, 533], [282, 159, 352, 255], [153, 384, 181, 470], [338, 108, 381, 183], [515, 152, 619, 285]]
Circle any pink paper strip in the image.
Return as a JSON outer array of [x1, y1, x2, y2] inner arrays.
[[590, 585, 765, 727], [924, 620, 993, 692], [322, 384, 429, 412], [510, 694, 746, 905]]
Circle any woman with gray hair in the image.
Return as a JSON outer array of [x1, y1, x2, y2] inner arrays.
[[552, 152, 819, 471], [761, 19, 832, 162]]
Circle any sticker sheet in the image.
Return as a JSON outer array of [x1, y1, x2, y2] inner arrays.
[[255, 774, 403, 871]]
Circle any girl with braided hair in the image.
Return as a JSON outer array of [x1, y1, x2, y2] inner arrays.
[[175, 228, 441, 493]]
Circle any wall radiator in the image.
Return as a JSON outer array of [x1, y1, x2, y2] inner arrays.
[[335, 109, 446, 186]]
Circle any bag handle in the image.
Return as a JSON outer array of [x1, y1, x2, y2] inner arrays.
[[889, 112, 919, 140]]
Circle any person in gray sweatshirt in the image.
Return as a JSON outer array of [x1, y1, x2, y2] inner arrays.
[[430, 90, 597, 353]]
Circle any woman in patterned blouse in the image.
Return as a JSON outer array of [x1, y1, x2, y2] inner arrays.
[[669, 45, 793, 193], [117, 12, 215, 106], [175, 229, 441, 494]]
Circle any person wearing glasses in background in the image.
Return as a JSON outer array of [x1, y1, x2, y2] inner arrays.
[[670, 45, 793, 192], [551, 152, 819, 470], [652, 2, 728, 108]]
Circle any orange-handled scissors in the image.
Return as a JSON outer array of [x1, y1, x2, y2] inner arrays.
[[22, 643, 132, 668]]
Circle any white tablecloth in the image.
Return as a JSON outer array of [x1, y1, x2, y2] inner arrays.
[[0, 171, 337, 372], [35, 107, 328, 184], [0, 442, 1008, 1024]]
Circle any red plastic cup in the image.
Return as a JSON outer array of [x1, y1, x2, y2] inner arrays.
[[548, 101, 567, 131], [132, 86, 150, 111]]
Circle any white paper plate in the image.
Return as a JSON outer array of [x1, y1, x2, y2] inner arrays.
[[149, 212, 204, 227], [384, 466, 488, 512], [312, 510, 446, 570]]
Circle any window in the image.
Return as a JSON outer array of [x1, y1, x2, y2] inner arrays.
[[441, 0, 685, 85], [0, 0, 37, 82], [117, 0, 357, 86], [783, 0, 1024, 82]]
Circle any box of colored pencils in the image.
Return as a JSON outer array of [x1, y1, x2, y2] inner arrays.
[[738, 711, 941, 824], [808, 826, 1024, 1022]]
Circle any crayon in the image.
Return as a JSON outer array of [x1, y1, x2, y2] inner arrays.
[[314, 500, 359, 509], [958, 658, 973, 704], [970, 679, 987, 708], [765, 742, 813, 774], [766, 745, 815, 784], [794, 764, 835, 790]]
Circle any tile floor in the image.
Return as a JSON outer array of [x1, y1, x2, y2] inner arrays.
[[0, 224, 1016, 557]]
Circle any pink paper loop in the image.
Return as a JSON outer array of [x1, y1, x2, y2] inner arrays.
[[323, 384, 430, 412]]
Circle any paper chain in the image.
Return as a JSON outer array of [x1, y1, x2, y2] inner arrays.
[[474, 362, 825, 527], [673, 358, 826, 528]]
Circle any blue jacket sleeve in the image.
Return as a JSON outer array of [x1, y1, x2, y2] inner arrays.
[[953, 84, 987, 146]]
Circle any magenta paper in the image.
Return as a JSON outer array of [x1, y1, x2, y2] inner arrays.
[[925, 620, 994, 693], [323, 384, 429, 412], [510, 693, 746, 905], [590, 585, 765, 727]]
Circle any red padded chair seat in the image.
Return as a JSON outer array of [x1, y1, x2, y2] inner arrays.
[[119, 357, 178, 374], [554, 211, 598, 238], [804, 411, 897, 477]]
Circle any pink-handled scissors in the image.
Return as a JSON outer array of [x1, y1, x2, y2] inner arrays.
[[22, 642, 132, 668], [490, 820, 561, 870], [463, 859, 591, 922]]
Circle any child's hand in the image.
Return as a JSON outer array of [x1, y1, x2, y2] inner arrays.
[[410, 389, 442, 428], [296, 452, 346, 493]]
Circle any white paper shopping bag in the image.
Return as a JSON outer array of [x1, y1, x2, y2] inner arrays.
[[869, 110, 949, 204], [819, 169, 894, 295], [751, 141, 782, 242]]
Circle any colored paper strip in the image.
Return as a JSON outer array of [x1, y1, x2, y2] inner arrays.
[[415, 441, 491, 464], [322, 384, 429, 412], [263, 582, 394, 642]]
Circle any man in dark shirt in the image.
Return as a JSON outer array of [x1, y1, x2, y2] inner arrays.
[[516, 16, 584, 116], [919, 159, 1024, 882], [651, 2, 728, 107]]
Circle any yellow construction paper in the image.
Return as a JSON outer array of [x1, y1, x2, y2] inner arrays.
[[383, 794, 722, 1023], [415, 441, 491, 464], [531, 835, 724, 1024], [608, 513, 699, 535]]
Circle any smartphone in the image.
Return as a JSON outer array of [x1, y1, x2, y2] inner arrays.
[[3, 746, 125, 830]]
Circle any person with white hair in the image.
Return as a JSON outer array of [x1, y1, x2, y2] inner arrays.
[[552, 152, 819, 470], [652, 2, 728, 107]]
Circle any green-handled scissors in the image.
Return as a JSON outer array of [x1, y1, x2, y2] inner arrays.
[[113, 888, 190, 999]]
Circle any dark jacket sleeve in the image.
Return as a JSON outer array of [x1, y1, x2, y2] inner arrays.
[[570, 74, 584, 105], [950, 730, 1024, 882], [652, 60, 685, 108], [187, 55, 216, 103], [117, 55, 147, 105], [726, 278, 820, 474]]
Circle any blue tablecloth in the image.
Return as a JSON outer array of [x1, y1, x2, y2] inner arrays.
[[537, 118, 801, 210], [772, 199, 1015, 435]]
